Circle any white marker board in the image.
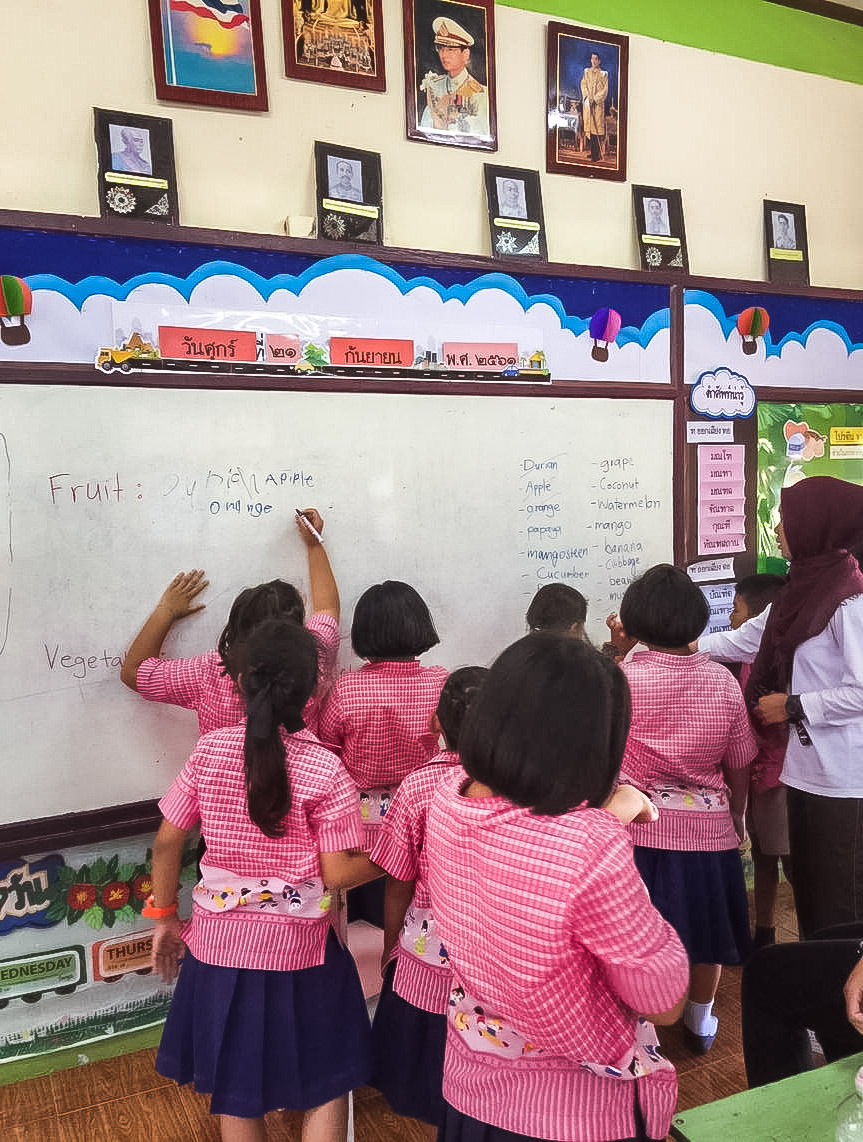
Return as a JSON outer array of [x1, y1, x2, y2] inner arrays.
[[0, 385, 673, 825]]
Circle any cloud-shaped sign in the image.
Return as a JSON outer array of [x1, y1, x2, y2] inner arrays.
[[690, 367, 756, 419]]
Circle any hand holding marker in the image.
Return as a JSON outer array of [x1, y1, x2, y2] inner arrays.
[[295, 507, 324, 545]]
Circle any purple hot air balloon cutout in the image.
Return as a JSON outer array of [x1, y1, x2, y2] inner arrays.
[[589, 307, 622, 363]]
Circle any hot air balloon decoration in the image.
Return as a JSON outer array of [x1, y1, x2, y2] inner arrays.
[[0, 276, 33, 347], [589, 307, 622, 363], [736, 306, 769, 356]]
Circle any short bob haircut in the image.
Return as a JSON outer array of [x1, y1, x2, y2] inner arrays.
[[526, 584, 587, 632], [436, 666, 488, 751], [619, 563, 709, 648], [458, 634, 630, 815], [218, 579, 305, 680], [351, 580, 440, 660]]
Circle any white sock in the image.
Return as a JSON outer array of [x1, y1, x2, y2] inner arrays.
[[684, 999, 718, 1037]]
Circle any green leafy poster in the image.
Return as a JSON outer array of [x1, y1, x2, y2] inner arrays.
[[757, 402, 863, 572]]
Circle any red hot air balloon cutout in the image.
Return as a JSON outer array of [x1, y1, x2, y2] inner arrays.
[[0, 276, 33, 347], [589, 307, 622, 363], [736, 306, 769, 356]]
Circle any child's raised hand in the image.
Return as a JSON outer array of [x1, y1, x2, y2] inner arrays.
[[604, 784, 658, 825], [157, 570, 208, 622], [295, 507, 325, 548], [605, 613, 638, 659]]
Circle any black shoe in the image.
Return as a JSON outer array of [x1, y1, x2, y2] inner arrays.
[[683, 1020, 718, 1055]]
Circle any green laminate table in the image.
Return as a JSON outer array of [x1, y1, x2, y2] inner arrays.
[[670, 1052, 863, 1141]]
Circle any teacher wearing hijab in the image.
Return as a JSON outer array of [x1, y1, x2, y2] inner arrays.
[[700, 476, 863, 939]]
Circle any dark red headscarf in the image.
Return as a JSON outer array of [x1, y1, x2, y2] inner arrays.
[[746, 476, 863, 704]]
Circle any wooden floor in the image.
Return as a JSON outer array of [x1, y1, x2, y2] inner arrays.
[[0, 884, 799, 1142]]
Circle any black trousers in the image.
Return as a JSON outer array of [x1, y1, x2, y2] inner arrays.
[[742, 922, 863, 1087], [787, 788, 863, 939]]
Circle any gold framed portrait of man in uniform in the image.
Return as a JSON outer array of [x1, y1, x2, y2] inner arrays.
[[403, 0, 497, 150], [546, 22, 628, 181]]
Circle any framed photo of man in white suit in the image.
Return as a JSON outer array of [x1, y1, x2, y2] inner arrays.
[[546, 23, 628, 181]]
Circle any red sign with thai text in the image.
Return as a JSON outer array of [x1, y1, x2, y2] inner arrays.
[[329, 338, 414, 367], [159, 327, 257, 362]]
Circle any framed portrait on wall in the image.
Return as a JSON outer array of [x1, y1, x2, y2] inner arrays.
[[483, 165, 547, 259], [763, 199, 809, 285], [632, 185, 688, 272], [403, 0, 497, 150], [546, 23, 628, 181], [93, 108, 179, 224], [282, 0, 385, 92], [314, 141, 384, 243], [147, 0, 268, 112]]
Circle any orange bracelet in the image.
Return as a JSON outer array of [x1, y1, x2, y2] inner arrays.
[[142, 894, 178, 919]]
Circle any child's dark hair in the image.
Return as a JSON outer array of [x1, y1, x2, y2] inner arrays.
[[241, 619, 318, 838], [351, 580, 439, 659], [436, 666, 489, 750], [218, 579, 305, 680], [734, 573, 787, 618], [525, 584, 587, 632], [458, 634, 630, 815], [619, 564, 709, 648]]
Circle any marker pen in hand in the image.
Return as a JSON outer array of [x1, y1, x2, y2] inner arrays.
[[295, 509, 324, 544]]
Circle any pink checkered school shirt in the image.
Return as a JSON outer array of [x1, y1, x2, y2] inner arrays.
[[158, 724, 360, 971], [426, 770, 688, 1142], [319, 661, 446, 779], [136, 612, 339, 738], [621, 650, 756, 851], [370, 750, 460, 1013]]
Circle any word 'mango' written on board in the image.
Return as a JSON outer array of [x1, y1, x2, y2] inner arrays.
[[589, 456, 659, 599]]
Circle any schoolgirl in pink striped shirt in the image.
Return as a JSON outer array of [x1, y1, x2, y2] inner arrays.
[[121, 509, 340, 738], [369, 666, 489, 1134], [149, 619, 379, 1142], [617, 565, 756, 1057], [426, 634, 689, 1142]]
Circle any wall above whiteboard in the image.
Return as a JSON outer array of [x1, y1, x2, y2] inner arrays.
[[0, 227, 671, 384]]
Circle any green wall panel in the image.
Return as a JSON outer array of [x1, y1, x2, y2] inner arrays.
[[501, 0, 863, 85]]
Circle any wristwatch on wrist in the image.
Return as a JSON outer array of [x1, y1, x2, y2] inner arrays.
[[785, 694, 805, 723]]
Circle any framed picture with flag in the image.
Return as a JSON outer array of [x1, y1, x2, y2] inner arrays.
[[147, 0, 269, 111]]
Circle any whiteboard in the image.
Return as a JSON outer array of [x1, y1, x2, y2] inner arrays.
[[0, 385, 673, 825]]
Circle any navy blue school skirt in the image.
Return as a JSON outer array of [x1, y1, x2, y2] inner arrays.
[[633, 846, 751, 965], [371, 961, 447, 1126], [437, 1098, 652, 1142], [155, 931, 371, 1118]]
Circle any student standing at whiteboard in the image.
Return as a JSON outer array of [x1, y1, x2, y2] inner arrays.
[[368, 667, 489, 1134], [120, 508, 340, 738], [425, 635, 689, 1142], [525, 583, 588, 639], [318, 581, 447, 925], [149, 619, 378, 1142], [617, 566, 755, 1056]]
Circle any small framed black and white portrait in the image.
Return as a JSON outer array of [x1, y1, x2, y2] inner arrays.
[[314, 141, 383, 244], [483, 165, 547, 259], [94, 108, 178, 224], [632, 184, 687, 272], [764, 199, 809, 285]]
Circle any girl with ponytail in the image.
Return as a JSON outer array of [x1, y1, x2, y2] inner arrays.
[[149, 618, 380, 1142]]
